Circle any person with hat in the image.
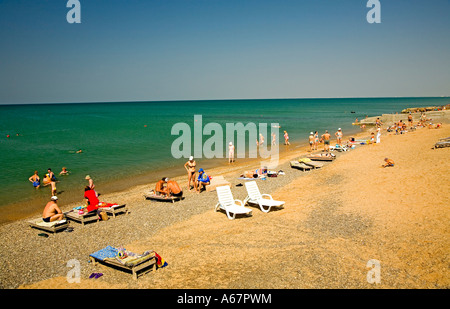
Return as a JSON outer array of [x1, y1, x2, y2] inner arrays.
[[184, 156, 197, 191], [335, 128, 343, 146], [309, 132, 315, 151], [42, 196, 64, 222], [228, 142, 235, 164], [155, 177, 170, 196], [196, 168, 210, 193], [85, 175, 95, 190]]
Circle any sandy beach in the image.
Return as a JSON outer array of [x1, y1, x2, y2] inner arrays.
[[1, 115, 448, 289]]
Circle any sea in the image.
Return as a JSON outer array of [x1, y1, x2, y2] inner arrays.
[[0, 97, 447, 224]]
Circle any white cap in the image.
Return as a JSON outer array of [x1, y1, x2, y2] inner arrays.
[[229, 142, 232, 145], [338, 128, 341, 130], [189, 156, 193, 161], [51, 196, 58, 201], [310, 132, 313, 135]]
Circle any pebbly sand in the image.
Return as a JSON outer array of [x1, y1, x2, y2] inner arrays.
[[1, 121, 449, 289]]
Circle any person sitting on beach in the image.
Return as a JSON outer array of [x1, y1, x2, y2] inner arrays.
[[155, 178, 169, 196], [369, 132, 375, 144], [42, 196, 64, 222], [84, 186, 100, 211], [29, 171, 40, 189], [59, 167, 70, 175], [167, 179, 183, 198], [196, 168, 210, 193], [382, 158, 395, 168]]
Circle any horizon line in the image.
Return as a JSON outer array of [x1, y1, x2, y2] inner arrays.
[[0, 95, 449, 106]]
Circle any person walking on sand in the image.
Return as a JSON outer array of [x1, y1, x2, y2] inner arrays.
[[259, 133, 264, 146], [321, 130, 331, 152], [29, 171, 40, 189], [42, 196, 64, 222], [376, 127, 381, 143], [228, 142, 235, 164], [309, 132, 314, 151], [283, 130, 290, 145], [184, 156, 197, 191], [271, 133, 276, 146], [335, 128, 343, 146]]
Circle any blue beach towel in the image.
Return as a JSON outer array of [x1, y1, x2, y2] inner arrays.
[[89, 245, 119, 261]]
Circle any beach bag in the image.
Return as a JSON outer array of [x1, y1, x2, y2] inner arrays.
[[100, 211, 109, 221]]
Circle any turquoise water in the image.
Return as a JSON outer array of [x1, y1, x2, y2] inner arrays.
[[0, 97, 446, 222]]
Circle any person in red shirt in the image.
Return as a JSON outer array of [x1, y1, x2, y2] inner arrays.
[[84, 186, 99, 212]]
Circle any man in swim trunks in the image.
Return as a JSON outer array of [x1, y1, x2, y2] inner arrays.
[[29, 171, 40, 189], [321, 130, 331, 152], [155, 178, 169, 196], [42, 196, 64, 222], [167, 179, 183, 197]]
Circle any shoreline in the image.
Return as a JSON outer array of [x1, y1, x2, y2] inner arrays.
[[0, 124, 365, 226]]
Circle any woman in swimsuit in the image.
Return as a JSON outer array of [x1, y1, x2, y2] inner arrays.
[[184, 156, 197, 191], [314, 131, 319, 150], [29, 171, 40, 189]]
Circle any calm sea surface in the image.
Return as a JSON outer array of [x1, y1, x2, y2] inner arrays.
[[0, 97, 446, 223]]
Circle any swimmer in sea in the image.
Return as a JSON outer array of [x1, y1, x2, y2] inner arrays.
[[29, 171, 40, 189], [59, 167, 70, 175]]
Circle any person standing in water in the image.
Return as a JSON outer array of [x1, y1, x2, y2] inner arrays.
[[29, 171, 40, 189]]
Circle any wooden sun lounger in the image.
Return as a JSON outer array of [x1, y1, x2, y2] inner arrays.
[[100, 204, 128, 218], [144, 193, 183, 203], [65, 209, 100, 226], [298, 158, 324, 169], [290, 161, 312, 171], [89, 247, 157, 280], [28, 218, 70, 233], [306, 154, 336, 161]]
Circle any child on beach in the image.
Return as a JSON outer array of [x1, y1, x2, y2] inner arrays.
[[196, 168, 210, 193], [382, 158, 395, 168]]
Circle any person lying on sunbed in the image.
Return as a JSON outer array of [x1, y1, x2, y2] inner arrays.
[[382, 158, 395, 168], [240, 166, 268, 178]]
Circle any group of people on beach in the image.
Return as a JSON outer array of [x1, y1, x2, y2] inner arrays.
[[307, 128, 344, 152]]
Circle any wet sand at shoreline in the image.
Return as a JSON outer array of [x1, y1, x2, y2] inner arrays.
[[1, 122, 448, 289]]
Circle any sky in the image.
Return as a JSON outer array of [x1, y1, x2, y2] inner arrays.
[[0, 0, 449, 104]]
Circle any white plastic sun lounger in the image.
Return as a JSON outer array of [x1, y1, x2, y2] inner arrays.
[[243, 181, 285, 213], [214, 185, 252, 220]]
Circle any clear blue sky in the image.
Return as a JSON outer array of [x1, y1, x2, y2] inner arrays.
[[0, 0, 449, 104]]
